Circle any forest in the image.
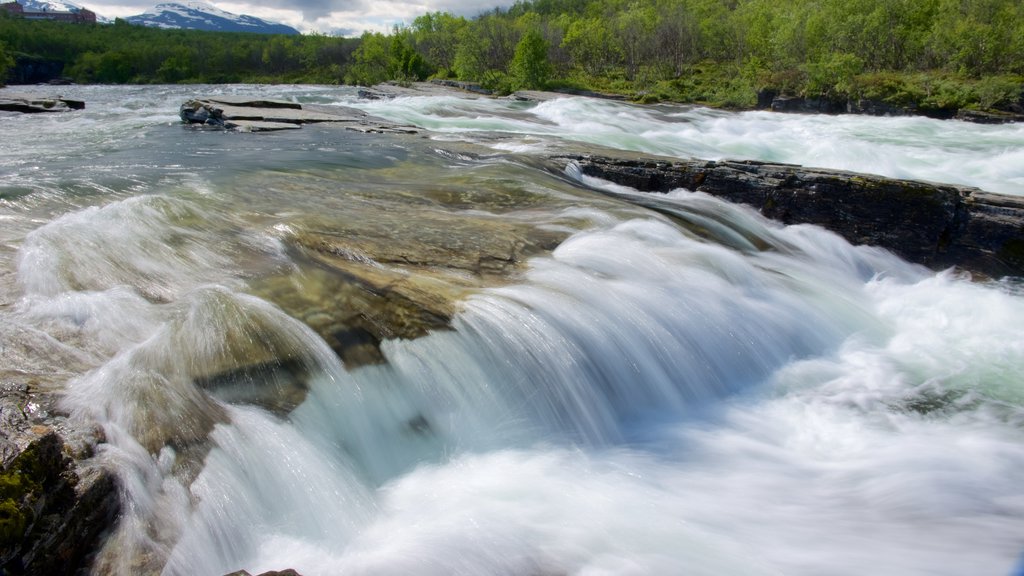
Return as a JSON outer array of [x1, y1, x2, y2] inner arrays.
[[1, 0, 1023, 111]]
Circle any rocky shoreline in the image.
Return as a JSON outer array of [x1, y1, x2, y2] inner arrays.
[[2, 82, 1023, 575], [757, 90, 1024, 124]]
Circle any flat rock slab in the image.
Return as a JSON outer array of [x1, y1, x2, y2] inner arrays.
[[0, 95, 85, 113], [228, 120, 303, 132], [203, 96, 302, 109], [180, 97, 417, 133]]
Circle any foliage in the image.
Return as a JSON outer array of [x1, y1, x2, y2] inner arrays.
[[0, 15, 358, 84], [0, 40, 13, 84], [510, 29, 551, 89]]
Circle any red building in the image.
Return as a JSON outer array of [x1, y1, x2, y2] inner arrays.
[[0, 1, 97, 23]]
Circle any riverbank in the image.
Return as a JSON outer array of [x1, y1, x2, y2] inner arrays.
[[533, 67, 1024, 123]]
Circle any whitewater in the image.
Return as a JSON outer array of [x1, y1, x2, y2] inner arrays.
[[1, 84, 1023, 576]]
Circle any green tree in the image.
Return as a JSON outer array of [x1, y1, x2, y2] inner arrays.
[[510, 28, 551, 89], [562, 17, 619, 76], [0, 40, 13, 85], [453, 13, 516, 81], [412, 11, 467, 75], [346, 32, 391, 85]]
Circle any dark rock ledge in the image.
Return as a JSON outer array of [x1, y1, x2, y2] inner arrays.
[[555, 154, 1024, 278]]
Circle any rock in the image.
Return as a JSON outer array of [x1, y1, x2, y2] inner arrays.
[[249, 185, 567, 366], [428, 78, 493, 95], [0, 431, 119, 576], [847, 98, 919, 117], [356, 87, 392, 100], [180, 97, 418, 133], [769, 94, 845, 114], [556, 154, 1024, 278], [202, 97, 302, 110], [179, 99, 227, 126], [760, 93, 1022, 123], [954, 108, 1024, 124], [0, 96, 84, 114]]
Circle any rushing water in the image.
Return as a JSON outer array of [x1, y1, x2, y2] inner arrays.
[[2, 85, 1024, 576]]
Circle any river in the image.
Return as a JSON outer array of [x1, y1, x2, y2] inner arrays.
[[2, 84, 1023, 576]]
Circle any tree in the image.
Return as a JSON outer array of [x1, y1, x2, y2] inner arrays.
[[346, 32, 391, 85], [412, 11, 467, 75], [562, 17, 619, 76], [0, 40, 13, 85], [510, 28, 551, 89]]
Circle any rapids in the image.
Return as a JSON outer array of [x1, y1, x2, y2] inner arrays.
[[2, 84, 1023, 576]]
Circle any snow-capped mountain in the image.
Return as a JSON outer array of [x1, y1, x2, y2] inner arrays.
[[126, 2, 299, 34], [19, 0, 111, 21]]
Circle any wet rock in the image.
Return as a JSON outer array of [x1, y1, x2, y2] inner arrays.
[[769, 94, 845, 114], [233, 168, 570, 368], [180, 97, 418, 133], [0, 431, 119, 576], [847, 98, 919, 117], [954, 108, 1024, 124], [179, 99, 227, 126], [428, 78, 493, 95], [257, 206, 565, 365], [0, 95, 84, 113], [557, 154, 1024, 278]]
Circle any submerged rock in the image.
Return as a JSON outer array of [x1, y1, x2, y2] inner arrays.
[[252, 191, 566, 366], [557, 154, 1024, 278]]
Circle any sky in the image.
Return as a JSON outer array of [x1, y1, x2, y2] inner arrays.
[[76, 0, 511, 36]]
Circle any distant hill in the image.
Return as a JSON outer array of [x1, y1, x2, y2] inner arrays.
[[126, 2, 299, 34]]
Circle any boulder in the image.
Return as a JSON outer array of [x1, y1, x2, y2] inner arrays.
[[556, 154, 1024, 278]]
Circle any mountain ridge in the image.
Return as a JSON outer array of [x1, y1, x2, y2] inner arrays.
[[10, 0, 298, 33], [126, 1, 299, 34]]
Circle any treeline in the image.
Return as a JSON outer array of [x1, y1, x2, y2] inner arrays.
[[2, 0, 1023, 110], [0, 15, 358, 84]]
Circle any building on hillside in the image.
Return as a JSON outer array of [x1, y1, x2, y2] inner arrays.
[[0, 1, 97, 23]]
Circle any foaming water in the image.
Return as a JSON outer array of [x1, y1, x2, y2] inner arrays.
[[351, 94, 1024, 195], [2, 86, 1023, 576]]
